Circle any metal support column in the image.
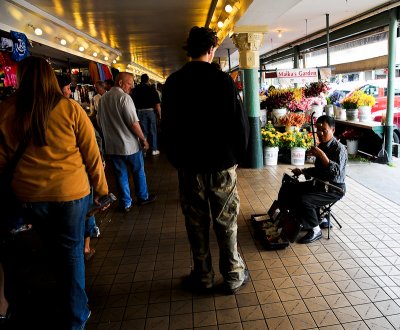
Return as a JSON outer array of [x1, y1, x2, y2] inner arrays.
[[385, 8, 397, 161], [326, 14, 330, 66]]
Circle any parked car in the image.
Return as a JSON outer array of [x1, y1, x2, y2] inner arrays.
[[342, 81, 400, 142]]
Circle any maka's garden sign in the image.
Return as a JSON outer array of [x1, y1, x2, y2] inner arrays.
[[277, 68, 318, 85]]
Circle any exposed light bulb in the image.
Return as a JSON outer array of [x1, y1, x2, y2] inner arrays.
[[217, 21, 224, 28], [225, 4, 233, 13], [79, 46, 84, 52], [93, 52, 98, 57], [104, 56, 108, 61], [34, 27, 43, 36], [278, 30, 282, 38], [60, 39, 67, 45], [112, 60, 116, 64]]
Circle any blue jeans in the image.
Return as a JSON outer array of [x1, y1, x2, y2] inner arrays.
[[138, 110, 158, 151], [24, 195, 90, 330], [85, 187, 99, 238], [110, 152, 149, 208]]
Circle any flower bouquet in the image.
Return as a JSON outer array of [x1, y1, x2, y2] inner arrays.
[[354, 91, 376, 107], [304, 81, 330, 98], [341, 128, 362, 141], [264, 88, 295, 110], [340, 94, 358, 110], [261, 121, 282, 147], [281, 129, 314, 149], [279, 112, 307, 128]]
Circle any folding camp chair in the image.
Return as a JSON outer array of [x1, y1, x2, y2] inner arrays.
[[314, 178, 343, 239]]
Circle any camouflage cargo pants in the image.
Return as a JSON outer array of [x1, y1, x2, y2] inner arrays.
[[178, 165, 246, 289]]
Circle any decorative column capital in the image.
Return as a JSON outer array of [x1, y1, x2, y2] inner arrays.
[[231, 32, 264, 69]]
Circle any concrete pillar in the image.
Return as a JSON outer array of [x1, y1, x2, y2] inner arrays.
[[232, 31, 264, 169]]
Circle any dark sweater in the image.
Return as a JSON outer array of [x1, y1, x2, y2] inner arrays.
[[162, 61, 249, 172]]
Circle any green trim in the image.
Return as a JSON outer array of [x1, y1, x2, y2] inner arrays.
[[242, 68, 263, 168]]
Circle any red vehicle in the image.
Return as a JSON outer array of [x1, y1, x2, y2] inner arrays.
[[355, 82, 400, 142]]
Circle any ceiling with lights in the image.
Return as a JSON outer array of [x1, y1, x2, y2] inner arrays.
[[0, 0, 398, 82]]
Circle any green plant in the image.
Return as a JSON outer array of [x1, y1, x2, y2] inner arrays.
[[281, 129, 313, 149], [326, 96, 332, 105], [261, 121, 282, 147]]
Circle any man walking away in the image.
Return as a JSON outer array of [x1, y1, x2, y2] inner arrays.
[[131, 74, 161, 156], [162, 26, 250, 294], [97, 72, 156, 212]]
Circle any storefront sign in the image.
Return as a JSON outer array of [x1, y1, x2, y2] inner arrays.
[[277, 68, 318, 85]]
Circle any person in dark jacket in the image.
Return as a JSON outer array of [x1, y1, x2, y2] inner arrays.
[[162, 26, 250, 294], [131, 74, 161, 155], [278, 115, 347, 244]]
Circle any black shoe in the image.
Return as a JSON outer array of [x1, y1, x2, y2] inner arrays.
[[298, 230, 322, 244], [122, 204, 133, 213], [319, 218, 332, 229], [182, 272, 214, 292], [137, 194, 157, 206], [225, 269, 250, 295]]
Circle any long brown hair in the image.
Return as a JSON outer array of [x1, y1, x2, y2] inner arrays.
[[15, 56, 63, 146]]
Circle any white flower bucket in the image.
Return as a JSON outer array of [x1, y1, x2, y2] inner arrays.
[[334, 106, 346, 120], [346, 139, 359, 155], [272, 108, 287, 126], [346, 109, 359, 121], [264, 146, 279, 166], [291, 147, 306, 166], [358, 106, 371, 122], [324, 104, 334, 117], [310, 104, 324, 118]]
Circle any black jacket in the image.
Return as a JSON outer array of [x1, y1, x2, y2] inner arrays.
[[162, 61, 249, 171]]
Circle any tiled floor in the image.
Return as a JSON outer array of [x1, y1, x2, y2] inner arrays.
[[84, 154, 400, 330]]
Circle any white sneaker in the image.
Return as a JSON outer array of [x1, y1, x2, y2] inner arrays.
[[152, 150, 160, 156]]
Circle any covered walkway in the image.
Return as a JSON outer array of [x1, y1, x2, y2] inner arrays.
[[6, 153, 400, 329], [79, 154, 400, 329]]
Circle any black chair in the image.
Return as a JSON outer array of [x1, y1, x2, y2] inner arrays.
[[319, 200, 343, 239]]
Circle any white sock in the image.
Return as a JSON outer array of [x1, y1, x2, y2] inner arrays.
[[313, 225, 321, 234]]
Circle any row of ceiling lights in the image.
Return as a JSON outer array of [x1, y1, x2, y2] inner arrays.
[[28, 23, 117, 63], [214, 2, 284, 39]]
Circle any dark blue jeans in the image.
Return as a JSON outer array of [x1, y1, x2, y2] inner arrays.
[[24, 195, 90, 330], [109, 152, 149, 208], [138, 110, 158, 151]]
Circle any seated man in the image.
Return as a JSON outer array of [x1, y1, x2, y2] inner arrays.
[[278, 115, 347, 244]]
